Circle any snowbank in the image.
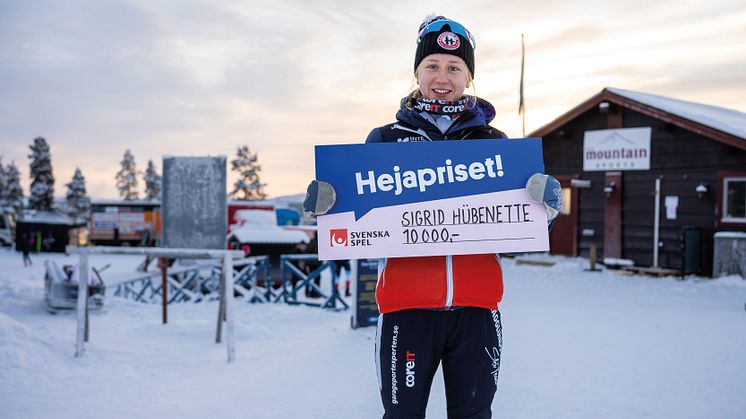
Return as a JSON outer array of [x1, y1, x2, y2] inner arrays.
[[1, 249, 745, 419]]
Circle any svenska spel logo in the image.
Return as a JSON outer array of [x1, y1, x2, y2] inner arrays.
[[330, 229, 349, 247]]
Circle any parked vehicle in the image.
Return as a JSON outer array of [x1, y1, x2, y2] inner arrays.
[[89, 200, 161, 246], [0, 213, 14, 247], [44, 260, 107, 311]]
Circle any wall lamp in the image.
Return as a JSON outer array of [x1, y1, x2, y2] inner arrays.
[[604, 181, 616, 199], [696, 182, 708, 200]]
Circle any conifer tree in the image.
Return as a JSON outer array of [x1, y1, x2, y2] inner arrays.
[[116, 150, 139, 200], [143, 159, 162, 201], [0, 158, 7, 208], [65, 168, 91, 222], [28, 137, 55, 211], [4, 162, 24, 214], [229, 145, 267, 200]]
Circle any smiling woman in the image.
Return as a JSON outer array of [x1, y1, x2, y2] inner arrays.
[[364, 15, 509, 419]]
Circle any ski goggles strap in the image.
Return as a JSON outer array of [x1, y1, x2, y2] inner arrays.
[[417, 19, 476, 50]]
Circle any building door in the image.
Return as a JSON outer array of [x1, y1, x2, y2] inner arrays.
[[603, 171, 623, 258], [549, 176, 579, 256]]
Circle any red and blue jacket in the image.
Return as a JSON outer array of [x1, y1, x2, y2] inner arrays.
[[365, 95, 508, 314]]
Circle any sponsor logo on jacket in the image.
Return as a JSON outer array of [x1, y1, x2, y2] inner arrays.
[[396, 136, 427, 142]]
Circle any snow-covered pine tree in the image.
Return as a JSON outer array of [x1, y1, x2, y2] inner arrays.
[[0, 158, 7, 208], [116, 150, 139, 200], [4, 161, 24, 214], [0, 159, 10, 213], [65, 168, 91, 222], [229, 145, 267, 200], [143, 159, 162, 201], [28, 136, 55, 211]]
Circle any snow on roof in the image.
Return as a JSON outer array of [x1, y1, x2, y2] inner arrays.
[[234, 209, 277, 226], [714, 231, 746, 239], [608, 88, 746, 140], [229, 225, 309, 245], [19, 210, 78, 225], [91, 199, 160, 206]]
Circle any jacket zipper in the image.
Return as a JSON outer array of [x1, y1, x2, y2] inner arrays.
[[445, 255, 454, 307]]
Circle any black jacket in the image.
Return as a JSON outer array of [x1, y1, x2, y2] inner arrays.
[[365, 95, 507, 143]]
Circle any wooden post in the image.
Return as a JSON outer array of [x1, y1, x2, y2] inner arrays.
[[215, 273, 225, 344], [589, 245, 597, 271], [223, 254, 235, 362], [160, 257, 168, 324], [84, 293, 90, 342], [75, 247, 89, 357]]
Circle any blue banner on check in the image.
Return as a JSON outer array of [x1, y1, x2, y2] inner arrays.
[[314, 138, 549, 260], [315, 138, 545, 219]]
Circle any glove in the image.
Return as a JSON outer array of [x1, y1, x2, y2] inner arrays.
[[526, 173, 562, 222], [303, 180, 336, 218]]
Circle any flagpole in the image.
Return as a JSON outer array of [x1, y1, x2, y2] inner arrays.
[[519, 34, 526, 137]]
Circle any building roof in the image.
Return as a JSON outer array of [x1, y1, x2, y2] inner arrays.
[[530, 87, 746, 150], [91, 199, 161, 206], [18, 210, 81, 226], [228, 226, 309, 245]]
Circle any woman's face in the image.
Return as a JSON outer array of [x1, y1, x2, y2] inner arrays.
[[416, 54, 471, 102]]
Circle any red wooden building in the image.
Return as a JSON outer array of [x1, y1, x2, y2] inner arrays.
[[532, 88, 746, 275]]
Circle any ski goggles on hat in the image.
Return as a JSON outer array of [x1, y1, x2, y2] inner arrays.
[[417, 19, 476, 50]]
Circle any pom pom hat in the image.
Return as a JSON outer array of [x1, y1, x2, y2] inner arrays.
[[414, 15, 476, 76]]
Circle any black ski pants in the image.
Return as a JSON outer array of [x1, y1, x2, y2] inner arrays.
[[375, 307, 503, 419]]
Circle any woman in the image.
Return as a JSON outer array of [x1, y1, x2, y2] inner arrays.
[[305, 15, 561, 419], [369, 16, 507, 419]]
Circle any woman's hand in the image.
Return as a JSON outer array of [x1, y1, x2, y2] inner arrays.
[[303, 180, 336, 218], [526, 173, 562, 222]]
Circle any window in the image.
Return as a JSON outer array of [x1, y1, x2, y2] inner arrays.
[[723, 177, 746, 223]]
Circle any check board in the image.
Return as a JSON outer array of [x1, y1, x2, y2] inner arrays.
[[315, 138, 549, 260]]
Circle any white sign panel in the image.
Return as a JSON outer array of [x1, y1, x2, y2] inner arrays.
[[665, 196, 679, 220], [583, 127, 651, 171], [317, 189, 549, 260]]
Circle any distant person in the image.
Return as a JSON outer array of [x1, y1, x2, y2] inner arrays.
[[334, 259, 351, 297], [288, 241, 308, 291], [303, 232, 322, 298], [42, 232, 55, 252], [139, 230, 151, 247], [29, 232, 37, 253], [20, 233, 32, 266]]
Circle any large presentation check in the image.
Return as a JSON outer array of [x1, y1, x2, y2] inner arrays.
[[315, 138, 549, 260]]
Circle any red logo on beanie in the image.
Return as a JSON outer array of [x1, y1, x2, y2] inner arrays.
[[437, 32, 460, 50]]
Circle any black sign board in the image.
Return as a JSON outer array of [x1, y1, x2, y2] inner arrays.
[[351, 258, 380, 328], [162, 156, 227, 249]]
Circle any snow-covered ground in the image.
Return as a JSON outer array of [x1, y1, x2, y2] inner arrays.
[[1, 247, 745, 419]]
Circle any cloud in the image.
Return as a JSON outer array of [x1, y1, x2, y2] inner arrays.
[[1, 0, 745, 199]]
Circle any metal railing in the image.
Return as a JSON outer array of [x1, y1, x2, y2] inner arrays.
[[277, 255, 349, 311], [66, 246, 245, 362], [112, 256, 271, 304]]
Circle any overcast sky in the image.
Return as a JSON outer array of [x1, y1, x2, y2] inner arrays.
[[2, 0, 745, 199]]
